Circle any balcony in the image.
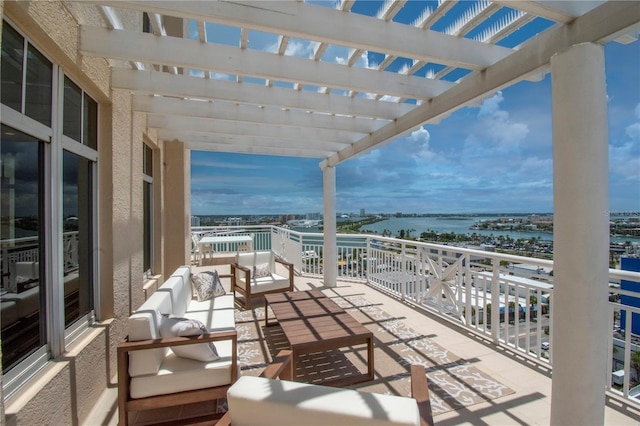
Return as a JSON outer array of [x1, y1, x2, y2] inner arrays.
[[82, 225, 640, 424]]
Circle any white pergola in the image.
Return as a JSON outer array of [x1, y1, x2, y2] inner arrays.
[[79, 1, 639, 424]]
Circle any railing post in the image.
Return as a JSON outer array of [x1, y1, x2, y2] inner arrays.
[[401, 243, 407, 301], [491, 258, 500, 343], [464, 254, 472, 327]]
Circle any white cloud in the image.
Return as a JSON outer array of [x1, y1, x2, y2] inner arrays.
[[408, 127, 436, 160], [610, 141, 640, 181], [625, 103, 640, 141], [284, 40, 315, 58], [612, 105, 640, 181], [475, 91, 529, 148]]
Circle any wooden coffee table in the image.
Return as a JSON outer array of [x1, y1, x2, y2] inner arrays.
[[264, 290, 374, 386]]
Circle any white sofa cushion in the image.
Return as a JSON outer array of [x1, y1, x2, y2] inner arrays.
[[158, 276, 189, 317], [159, 315, 219, 362], [171, 266, 191, 288], [227, 376, 420, 426], [127, 291, 172, 377], [130, 339, 234, 399], [185, 293, 235, 332]]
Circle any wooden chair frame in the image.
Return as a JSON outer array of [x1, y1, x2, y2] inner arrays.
[[231, 255, 294, 309], [117, 330, 237, 426]]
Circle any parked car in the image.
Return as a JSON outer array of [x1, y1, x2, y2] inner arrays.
[[541, 342, 550, 351]]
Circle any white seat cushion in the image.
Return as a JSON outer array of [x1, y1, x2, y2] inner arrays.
[[186, 293, 235, 331], [238, 274, 290, 294], [130, 339, 234, 399], [227, 376, 420, 426]]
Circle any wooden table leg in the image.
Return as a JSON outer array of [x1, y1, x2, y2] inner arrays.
[[367, 336, 374, 380]]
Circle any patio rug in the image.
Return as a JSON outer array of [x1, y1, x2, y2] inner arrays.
[[234, 293, 514, 417]]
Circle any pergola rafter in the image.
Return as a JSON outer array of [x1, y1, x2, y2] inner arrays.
[[81, 0, 639, 161]]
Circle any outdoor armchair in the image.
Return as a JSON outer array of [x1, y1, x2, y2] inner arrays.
[[231, 251, 294, 309]]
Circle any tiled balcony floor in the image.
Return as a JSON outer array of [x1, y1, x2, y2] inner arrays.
[[87, 266, 640, 425]]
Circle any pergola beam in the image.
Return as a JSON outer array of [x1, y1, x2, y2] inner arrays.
[[133, 96, 386, 134], [96, 0, 513, 70], [321, 0, 640, 168], [148, 115, 362, 144], [112, 68, 415, 120], [186, 141, 332, 158], [492, 0, 605, 24], [81, 26, 454, 100]]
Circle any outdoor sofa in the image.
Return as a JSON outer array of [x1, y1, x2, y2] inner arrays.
[[117, 266, 237, 426]]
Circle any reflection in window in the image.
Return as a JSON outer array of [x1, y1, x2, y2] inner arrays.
[[0, 124, 45, 371], [143, 144, 153, 274], [25, 44, 52, 127], [0, 22, 24, 112], [63, 150, 93, 327], [83, 94, 98, 150], [63, 76, 82, 142]]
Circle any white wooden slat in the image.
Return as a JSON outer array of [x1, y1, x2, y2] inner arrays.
[[133, 96, 386, 134], [147, 115, 363, 144], [321, 0, 640, 168], [161, 130, 344, 153], [492, 0, 605, 23], [186, 141, 332, 158], [97, 0, 513, 69], [81, 26, 454, 100], [112, 68, 415, 120]]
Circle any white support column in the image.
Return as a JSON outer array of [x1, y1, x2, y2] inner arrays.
[[550, 42, 609, 425], [322, 165, 337, 288]]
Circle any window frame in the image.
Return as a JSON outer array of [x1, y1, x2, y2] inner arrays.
[[143, 142, 154, 280], [1, 19, 100, 399]]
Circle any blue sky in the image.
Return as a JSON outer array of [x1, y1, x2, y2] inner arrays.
[[190, 1, 640, 216]]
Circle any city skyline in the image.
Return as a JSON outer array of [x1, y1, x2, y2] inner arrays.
[[190, 2, 640, 216]]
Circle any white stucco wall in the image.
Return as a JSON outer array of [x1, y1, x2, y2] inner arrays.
[[0, 2, 180, 424]]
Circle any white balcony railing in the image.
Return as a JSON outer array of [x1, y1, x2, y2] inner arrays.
[[193, 224, 640, 405]]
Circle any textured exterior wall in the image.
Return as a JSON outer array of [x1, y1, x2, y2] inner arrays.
[[5, 363, 72, 426], [164, 140, 190, 277], [110, 88, 140, 343], [1, 2, 154, 425]]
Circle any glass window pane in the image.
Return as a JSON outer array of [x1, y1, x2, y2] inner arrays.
[[83, 93, 98, 149], [143, 144, 153, 177], [1, 124, 46, 372], [143, 181, 152, 272], [63, 76, 82, 142], [62, 150, 94, 327], [25, 44, 52, 127], [1, 23, 24, 112]]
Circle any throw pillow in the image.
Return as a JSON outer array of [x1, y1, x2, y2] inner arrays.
[[159, 315, 219, 362], [191, 270, 225, 301], [253, 262, 271, 279], [202, 270, 227, 297]]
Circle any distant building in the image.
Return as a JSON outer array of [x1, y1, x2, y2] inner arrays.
[[620, 256, 640, 335], [360, 208, 365, 217], [191, 216, 201, 227]]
